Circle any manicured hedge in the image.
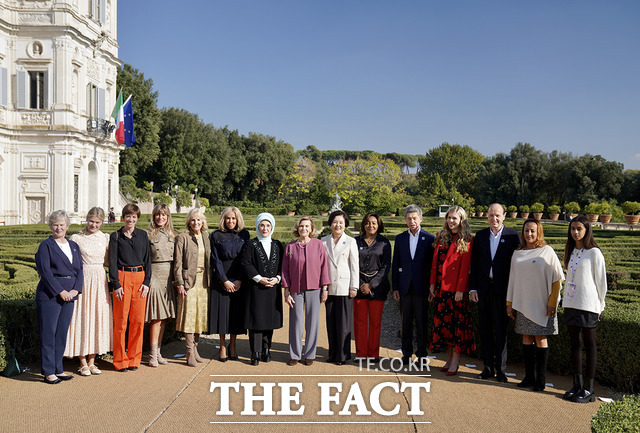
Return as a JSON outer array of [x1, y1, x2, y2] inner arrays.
[[0, 299, 39, 371], [591, 395, 640, 432]]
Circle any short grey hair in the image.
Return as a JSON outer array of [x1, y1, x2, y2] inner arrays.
[[404, 204, 423, 218], [48, 210, 70, 227]]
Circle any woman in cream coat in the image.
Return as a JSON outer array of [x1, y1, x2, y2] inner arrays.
[[321, 210, 359, 365]]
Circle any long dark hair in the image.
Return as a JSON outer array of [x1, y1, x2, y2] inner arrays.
[[563, 215, 600, 269]]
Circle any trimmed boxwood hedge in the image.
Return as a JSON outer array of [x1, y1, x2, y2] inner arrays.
[[591, 395, 640, 432], [0, 299, 39, 371]]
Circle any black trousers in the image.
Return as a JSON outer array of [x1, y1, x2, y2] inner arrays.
[[478, 281, 508, 373], [326, 295, 353, 362], [249, 329, 273, 353], [400, 284, 428, 357]]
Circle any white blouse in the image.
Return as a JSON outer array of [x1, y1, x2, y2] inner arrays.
[[57, 240, 73, 264], [563, 247, 607, 314]]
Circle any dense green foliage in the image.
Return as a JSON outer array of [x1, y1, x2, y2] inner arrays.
[[591, 395, 640, 432], [116, 64, 162, 178]]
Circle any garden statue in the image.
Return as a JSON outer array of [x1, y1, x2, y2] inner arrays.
[[329, 193, 343, 212]]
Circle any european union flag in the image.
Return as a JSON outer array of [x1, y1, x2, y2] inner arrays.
[[123, 95, 136, 147]]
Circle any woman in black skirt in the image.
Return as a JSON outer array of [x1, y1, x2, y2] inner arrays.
[[209, 206, 249, 361], [561, 216, 607, 403]]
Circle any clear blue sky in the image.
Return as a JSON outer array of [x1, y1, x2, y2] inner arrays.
[[118, 0, 640, 170]]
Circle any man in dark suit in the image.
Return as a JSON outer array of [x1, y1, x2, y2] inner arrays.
[[470, 203, 520, 382], [392, 204, 435, 364]]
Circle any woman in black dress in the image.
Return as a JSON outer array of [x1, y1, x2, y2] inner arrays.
[[209, 206, 250, 361], [241, 213, 284, 365]]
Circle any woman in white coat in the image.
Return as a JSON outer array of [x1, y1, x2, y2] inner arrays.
[[321, 210, 359, 365]]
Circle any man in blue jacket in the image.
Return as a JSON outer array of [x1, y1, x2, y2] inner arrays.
[[392, 204, 435, 364]]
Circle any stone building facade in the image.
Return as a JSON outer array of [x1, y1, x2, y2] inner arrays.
[[0, 0, 121, 225]]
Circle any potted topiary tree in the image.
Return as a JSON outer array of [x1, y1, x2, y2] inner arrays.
[[584, 203, 600, 223], [519, 205, 530, 219], [530, 202, 544, 220], [507, 205, 518, 218], [547, 205, 561, 221], [469, 206, 476, 217], [599, 201, 613, 224], [564, 201, 580, 219], [477, 205, 486, 217], [622, 201, 640, 225]]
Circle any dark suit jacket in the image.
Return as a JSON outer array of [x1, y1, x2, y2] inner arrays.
[[469, 226, 519, 297], [35, 236, 83, 302], [392, 228, 435, 296]]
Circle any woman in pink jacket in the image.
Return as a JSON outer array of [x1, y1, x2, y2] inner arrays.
[[429, 206, 475, 375], [282, 216, 330, 366]]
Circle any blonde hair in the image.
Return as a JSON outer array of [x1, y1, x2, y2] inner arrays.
[[186, 208, 208, 233], [148, 203, 177, 241], [292, 215, 317, 238], [218, 206, 244, 232], [81, 207, 105, 234], [433, 205, 472, 254]]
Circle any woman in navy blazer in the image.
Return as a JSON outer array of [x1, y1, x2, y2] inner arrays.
[[35, 210, 83, 384], [428, 206, 475, 376]]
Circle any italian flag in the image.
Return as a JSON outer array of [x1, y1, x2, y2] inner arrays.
[[111, 90, 124, 145]]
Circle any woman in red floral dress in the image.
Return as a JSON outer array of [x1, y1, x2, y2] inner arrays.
[[429, 205, 475, 375]]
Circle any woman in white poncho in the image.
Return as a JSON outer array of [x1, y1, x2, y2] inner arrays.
[[506, 218, 564, 392]]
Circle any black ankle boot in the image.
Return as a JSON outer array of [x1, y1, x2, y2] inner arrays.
[[572, 378, 595, 403], [261, 348, 271, 363], [250, 352, 260, 366], [563, 374, 583, 400], [532, 347, 549, 392], [517, 344, 536, 388]]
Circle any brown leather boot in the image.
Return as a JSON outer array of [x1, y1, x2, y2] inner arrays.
[[185, 333, 197, 367], [194, 333, 205, 363], [148, 345, 159, 367]]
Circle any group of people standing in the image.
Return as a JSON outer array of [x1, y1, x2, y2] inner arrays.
[[34, 202, 606, 403], [389, 203, 606, 403]]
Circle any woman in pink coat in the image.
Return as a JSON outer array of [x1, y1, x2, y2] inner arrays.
[[282, 216, 330, 366]]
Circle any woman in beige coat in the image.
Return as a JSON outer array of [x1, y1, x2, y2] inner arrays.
[[321, 210, 359, 364], [174, 208, 211, 367]]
